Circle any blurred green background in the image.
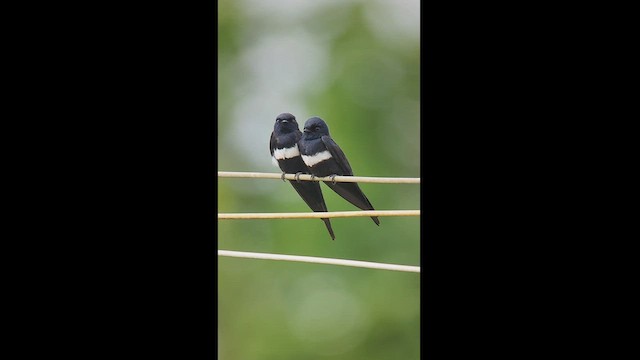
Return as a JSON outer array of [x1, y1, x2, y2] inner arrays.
[[218, 0, 420, 358]]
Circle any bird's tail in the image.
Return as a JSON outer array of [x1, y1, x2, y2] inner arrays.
[[289, 180, 337, 240], [325, 182, 380, 226], [321, 218, 335, 240]]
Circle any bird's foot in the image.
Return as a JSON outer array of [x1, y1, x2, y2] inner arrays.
[[281, 172, 287, 182], [310, 174, 316, 181], [330, 174, 338, 185], [294, 172, 303, 182]]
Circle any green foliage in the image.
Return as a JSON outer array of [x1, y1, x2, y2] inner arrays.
[[219, 1, 420, 358]]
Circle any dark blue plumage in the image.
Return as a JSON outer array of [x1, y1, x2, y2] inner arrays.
[[270, 113, 335, 240], [298, 117, 380, 226]]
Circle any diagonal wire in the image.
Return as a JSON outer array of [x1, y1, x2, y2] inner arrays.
[[218, 250, 420, 273]]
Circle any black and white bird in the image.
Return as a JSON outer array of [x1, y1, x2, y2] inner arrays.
[[270, 113, 335, 240], [298, 117, 380, 226]]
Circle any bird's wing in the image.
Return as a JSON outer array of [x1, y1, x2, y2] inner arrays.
[[321, 135, 353, 175], [269, 131, 276, 156]]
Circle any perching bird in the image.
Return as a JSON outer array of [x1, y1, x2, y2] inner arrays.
[[270, 112, 335, 240], [298, 116, 380, 226]]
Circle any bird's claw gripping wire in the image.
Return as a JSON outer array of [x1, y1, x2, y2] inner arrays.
[[294, 172, 303, 182], [310, 174, 316, 181], [281, 173, 287, 182], [330, 174, 338, 185]]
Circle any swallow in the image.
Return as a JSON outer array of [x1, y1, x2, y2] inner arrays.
[[298, 116, 380, 226], [270, 113, 335, 240]]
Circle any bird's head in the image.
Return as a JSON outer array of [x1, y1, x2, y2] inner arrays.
[[302, 116, 330, 139], [274, 112, 300, 134]]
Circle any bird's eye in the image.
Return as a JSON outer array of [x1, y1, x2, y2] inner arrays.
[[314, 126, 320, 131]]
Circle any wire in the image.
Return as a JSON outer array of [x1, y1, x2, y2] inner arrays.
[[218, 210, 419, 220], [218, 172, 419, 271], [218, 171, 420, 184], [218, 250, 420, 273]]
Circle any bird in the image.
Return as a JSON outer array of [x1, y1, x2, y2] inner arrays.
[[270, 112, 335, 240], [298, 116, 380, 226]]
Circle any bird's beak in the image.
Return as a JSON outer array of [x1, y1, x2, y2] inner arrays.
[[303, 128, 310, 133]]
